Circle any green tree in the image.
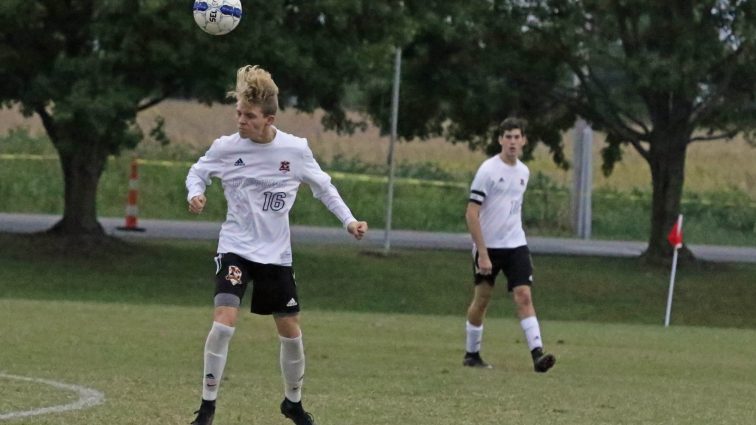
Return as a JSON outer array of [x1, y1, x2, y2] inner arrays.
[[361, 0, 575, 164], [0, 0, 404, 236], [521, 0, 756, 260], [364, 0, 756, 261]]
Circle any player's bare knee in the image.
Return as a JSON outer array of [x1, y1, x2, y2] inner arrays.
[[214, 312, 238, 327], [512, 286, 532, 307], [274, 314, 301, 338], [515, 293, 531, 306]]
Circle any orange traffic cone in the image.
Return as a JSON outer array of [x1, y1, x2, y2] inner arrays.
[[117, 158, 145, 232]]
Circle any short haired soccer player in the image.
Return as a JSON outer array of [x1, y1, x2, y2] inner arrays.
[[186, 65, 368, 425], [462, 117, 556, 373]]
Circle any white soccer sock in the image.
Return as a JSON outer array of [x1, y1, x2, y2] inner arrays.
[[202, 321, 235, 401], [279, 334, 305, 403], [465, 321, 484, 353], [520, 316, 543, 351]]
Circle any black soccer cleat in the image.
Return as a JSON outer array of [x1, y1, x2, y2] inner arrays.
[[462, 351, 493, 368], [531, 347, 556, 373], [280, 398, 316, 425], [190, 399, 215, 425]]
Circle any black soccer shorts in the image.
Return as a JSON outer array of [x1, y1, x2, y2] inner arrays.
[[213, 252, 301, 316], [472, 245, 533, 291]]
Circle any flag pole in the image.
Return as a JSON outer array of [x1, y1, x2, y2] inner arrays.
[[664, 214, 683, 327], [664, 247, 679, 327]]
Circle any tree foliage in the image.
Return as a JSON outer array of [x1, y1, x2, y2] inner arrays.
[[359, 0, 756, 261], [361, 0, 576, 165], [0, 0, 404, 235], [519, 0, 756, 260]]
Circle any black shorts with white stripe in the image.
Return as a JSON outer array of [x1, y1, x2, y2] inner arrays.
[[472, 245, 533, 292], [213, 252, 301, 316]]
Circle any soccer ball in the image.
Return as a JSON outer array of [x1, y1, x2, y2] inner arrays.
[[193, 0, 242, 36]]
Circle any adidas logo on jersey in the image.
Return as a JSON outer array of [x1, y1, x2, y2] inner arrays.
[[286, 298, 298, 307], [234, 158, 245, 166]]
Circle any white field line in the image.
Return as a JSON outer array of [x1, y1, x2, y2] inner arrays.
[[0, 373, 105, 421]]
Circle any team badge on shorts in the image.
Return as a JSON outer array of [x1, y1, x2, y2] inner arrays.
[[279, 161, 290, 173], [225, 265, 243, 285]]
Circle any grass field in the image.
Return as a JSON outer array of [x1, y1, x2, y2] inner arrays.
[[3, 300, 755, 425], [1, 236, 756, 424], [2, 101, 755, 422]]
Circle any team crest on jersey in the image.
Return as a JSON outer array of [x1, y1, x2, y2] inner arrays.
[[225, 265, 242, 285], [520, 178, 525, 185], [279, 161, 291, 173]]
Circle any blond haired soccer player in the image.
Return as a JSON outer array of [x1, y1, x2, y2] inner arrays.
[[186, 65, 368, 425], [462, 117, 556, 373]]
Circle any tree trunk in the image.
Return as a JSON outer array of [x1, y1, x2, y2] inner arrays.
[[643, 131, 691, 262], [47, 144, 109, 236]]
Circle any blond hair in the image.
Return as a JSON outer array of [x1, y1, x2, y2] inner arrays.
[[227, 65, 279, 116]]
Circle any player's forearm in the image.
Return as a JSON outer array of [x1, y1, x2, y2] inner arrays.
[[469, 226, 488, 252], [466, 213, 487, 252], [185, 170, 209, 202], [186, 154, 220, 203], [318, 190, 357, 228], [186, 144, 223, 202]]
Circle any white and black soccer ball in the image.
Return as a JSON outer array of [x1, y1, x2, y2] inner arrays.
[[193, 0, 242, 36]]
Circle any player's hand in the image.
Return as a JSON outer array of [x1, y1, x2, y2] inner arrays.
[[347, 221, 368, 240], [476, 254, 493, 275], [188, 194, 207, 214]]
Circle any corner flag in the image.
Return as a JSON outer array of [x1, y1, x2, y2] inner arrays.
[[664, 214, 684, 327], [667, 215, 684, 249]]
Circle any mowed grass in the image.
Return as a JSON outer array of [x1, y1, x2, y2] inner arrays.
[[2, 301, 755, 425], [1, 236, 756, 423], [2, 235, 756, 327], [0, 299, 756, 425]]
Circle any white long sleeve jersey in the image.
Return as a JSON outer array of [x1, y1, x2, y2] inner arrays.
[[468, 156, 529, 249], [186, 128, 356, 266]]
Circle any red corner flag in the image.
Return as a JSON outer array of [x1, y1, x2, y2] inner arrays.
[[667, 215, 684, 249]]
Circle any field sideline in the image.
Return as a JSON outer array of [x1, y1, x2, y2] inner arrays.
[[2, 300, 755, 425]]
